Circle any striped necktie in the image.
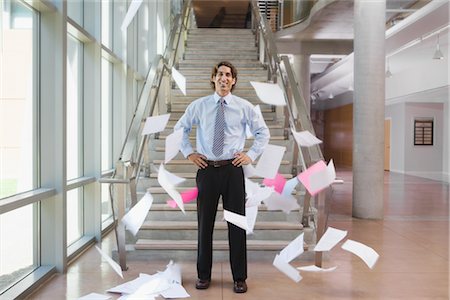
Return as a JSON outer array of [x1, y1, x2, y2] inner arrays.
[[212, 98, 226, 157]]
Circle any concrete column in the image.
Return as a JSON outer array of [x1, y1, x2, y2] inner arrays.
[[352, 0, 385, 219], [292, 54, 311, 115]]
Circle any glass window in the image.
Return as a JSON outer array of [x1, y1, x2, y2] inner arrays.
[[66, 34, 84, 180], [0, 0, 37, 199], [67, 0, 84, 26], [67, 188, 84, 246], [101, 0, 112, 49], [0, 204, 39, 294]]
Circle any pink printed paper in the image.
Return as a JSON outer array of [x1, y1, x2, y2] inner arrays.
[[263, 173, 287, 194], [167, 187, 198, 208], [297, 160, 327, 196]]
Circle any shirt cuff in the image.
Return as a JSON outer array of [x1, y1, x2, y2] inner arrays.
[[246, 150, 258, 162], [181, 147, 194, 159]]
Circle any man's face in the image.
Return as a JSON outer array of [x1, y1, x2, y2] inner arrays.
[[213, 65, 236, 96]]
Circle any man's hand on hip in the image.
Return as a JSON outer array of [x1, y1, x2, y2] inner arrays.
[[188, 153, 208, 169], [232, 152, 252, 167]]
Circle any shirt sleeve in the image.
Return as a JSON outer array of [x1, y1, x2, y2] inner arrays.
[[174, 102, 197, 158], [246, 105, 270, 161]]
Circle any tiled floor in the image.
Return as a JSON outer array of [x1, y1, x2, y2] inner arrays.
[[28, 171, 449, 299]]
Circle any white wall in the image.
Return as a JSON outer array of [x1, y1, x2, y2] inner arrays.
[[385, 102, 405, 173]]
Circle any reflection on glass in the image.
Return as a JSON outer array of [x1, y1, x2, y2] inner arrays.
[[0, 0, 37, 199], [0, 204, 38, 293], [67, 188, 84, 246]]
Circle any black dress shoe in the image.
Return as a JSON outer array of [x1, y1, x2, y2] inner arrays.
[[233, 280, 247, 293], [195, 279, 211, 290]]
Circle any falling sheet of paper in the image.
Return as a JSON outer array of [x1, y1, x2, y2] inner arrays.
[[77, 293, 111, 300], [263, 191, 299, 214], [158, 164, 186, 213], [245, 205, 258, 235], [250, 81, 286, 106], [292, 129, 323, 147], [297, 265, 337, 272], [282, 177, 299, 196], [224, 210, 248, 231], [120, 0, 143, 31], [279, 233, 304, 263], [171, 67, 186, 96], [243, 164, 257, 178], [297, 160, 327, 196], [314, 227, 347, 252], [263, 173, 287, 194], [95, 246, 123, 278], [309, 159, 336, 193], [142, 114, 170, 135], [121, 192, 154, 236], [167, 187, 198, 208], [341, 239, 379, 269], [160, 283, 190, 299], [164, 128, 184, 163], [245, 179, 274, 207], [273, 254, 302, 282], [254, 144, 286, 179]]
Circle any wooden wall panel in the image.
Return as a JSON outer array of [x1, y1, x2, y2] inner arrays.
[[323, 104, 353, 168]]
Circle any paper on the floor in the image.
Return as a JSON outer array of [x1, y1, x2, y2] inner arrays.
[[77, 292, 111, 300], [157, 164, 186, 213], [279, 233, 304, 263], [297, 160, 327, 196], [245, 178, 273, 207], [142, 114, 171, 135], [314, 227, 347, 252], [171, 67, 186, 96], [117, 293, 156, 300], [121, 192, 154, 236], [263, 173, 287, 194], [282, 177, 299, 196], [245, 205, 258, 235], [292, 129, 323, 147], [254, 144, 286, 179], [165, 128, 184, 163], [341, 239, 379, 269], [167, 187, 198, 208], [309, 159, 336, 192], [160, 283, 190, 298], [107, 275, 156, 294], [263, 191, 299, 214], [95, 246, 123, 278], [224, 209, 248, 231], [158, 260, 182, 284], [250, 81, 286, 106], [120, 0, 143, 31], [273, 254, 302, 282], [297, 265, 337, 272]]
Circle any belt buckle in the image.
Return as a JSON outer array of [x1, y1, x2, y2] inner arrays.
[[213, 161, 220, 168]]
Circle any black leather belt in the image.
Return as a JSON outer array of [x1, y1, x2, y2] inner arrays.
[[206, 159, 234, 167]]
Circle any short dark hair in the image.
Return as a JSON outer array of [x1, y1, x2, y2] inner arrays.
[[210, 61, 238, 92]]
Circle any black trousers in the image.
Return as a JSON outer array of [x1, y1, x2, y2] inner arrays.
[[196, 164, 247, 281]]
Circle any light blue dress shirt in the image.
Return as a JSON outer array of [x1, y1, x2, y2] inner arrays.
[[174, 92, 270, 161]]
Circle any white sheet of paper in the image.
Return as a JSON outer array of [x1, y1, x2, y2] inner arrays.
[[224, 210, 248, 231], [314, 227, 347, 252], [171, 67, 186, 96], [242, 164, 257, 178], [157, 164, 186, 213], [158, 260, 182, 285], [250, 81, 286, 106], [121, 192, 153, 236], [281, 177, 299, 196], [309, 159, 336, 192], [254, 144, 286, 179], [341, 239, 379, 269], [165, 128, 184, 163], [142, 114, 171, 135], [292, 130, 323, 147], [131, 277, 170, 297], [245, 205, 258, 235], [107, 275, 156, 294], [77, 293, 111, 300], [120, 0, 143, 31], [160, 283, 190, 299], [273, 254, 302, 282], [245, 178, 273, 207], [297, 265, 337, 272], [95, 246, 123, 278], [279, 233, 304, 263], [118, 293, 156, 300], [263, 191, 299, 214]]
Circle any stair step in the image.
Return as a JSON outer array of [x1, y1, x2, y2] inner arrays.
[[141, 221, 303, 231], [157, 135, 286, 141], [151, 159, 290, 165], [149, 203, 301, 211], [148, 172, 294, 179]]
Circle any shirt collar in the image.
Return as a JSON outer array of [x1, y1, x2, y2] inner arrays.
[[214, 92, 233, 105]]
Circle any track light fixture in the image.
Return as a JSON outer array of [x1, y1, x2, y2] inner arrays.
[[385, 58, 393, 78], [432, 34, 444, 60]]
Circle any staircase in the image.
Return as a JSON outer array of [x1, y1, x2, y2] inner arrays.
[[133, 28, 311, 260]]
